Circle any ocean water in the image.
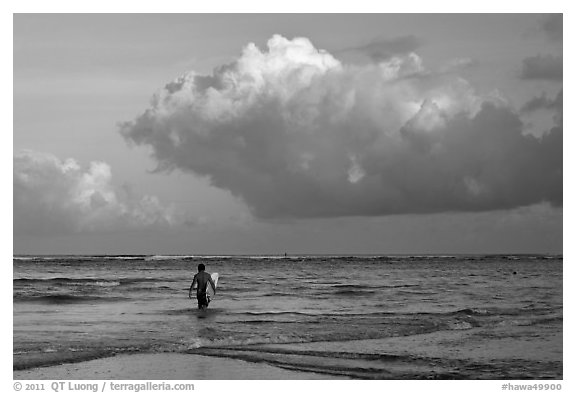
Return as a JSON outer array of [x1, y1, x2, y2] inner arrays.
[[13, 255, 563, 379]]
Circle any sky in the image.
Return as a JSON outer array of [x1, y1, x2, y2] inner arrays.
[[13, 13, 563, 255]]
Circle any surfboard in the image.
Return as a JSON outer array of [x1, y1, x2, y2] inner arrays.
[[206, 273, 219, 302]]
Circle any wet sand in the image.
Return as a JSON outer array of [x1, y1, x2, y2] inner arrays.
[[13, 353, 342, 380]]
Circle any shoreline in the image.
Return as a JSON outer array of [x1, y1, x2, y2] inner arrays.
[[13, 353, 344, 380], [14, 327, 563, 380]]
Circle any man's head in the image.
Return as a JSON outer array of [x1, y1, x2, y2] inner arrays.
[[198, 263, 205, 272]]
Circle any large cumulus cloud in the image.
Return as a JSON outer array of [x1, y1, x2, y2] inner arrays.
[[14, 150, 177, 234], [120, 35, 562, 219]]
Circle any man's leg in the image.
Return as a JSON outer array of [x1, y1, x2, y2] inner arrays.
[[197, 293, 208, 310]]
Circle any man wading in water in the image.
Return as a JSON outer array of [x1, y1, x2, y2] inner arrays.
[[189, 263, 216, 310]]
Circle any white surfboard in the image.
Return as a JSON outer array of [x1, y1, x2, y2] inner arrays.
[[206, 273, 219, 301]]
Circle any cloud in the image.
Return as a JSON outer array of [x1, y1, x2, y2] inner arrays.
[[540, 14, 562, 42], [522, 89, 563, 114], [439, 57, 476, 73], [120, 34, 562, 219], [520, 54, 562, 82], [14, 150, 178, 234], [341, 35, 423, 62]]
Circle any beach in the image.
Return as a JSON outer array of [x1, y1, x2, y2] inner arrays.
[[14, 255, 563, 379], [13, 13, 564, 384], [14, 326, 561, 380], [14, 353, 337, 380]]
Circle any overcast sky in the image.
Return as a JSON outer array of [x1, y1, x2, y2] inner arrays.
[[13, 14, 562, 255]]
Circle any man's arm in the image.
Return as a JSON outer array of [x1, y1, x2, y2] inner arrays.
[[189, 275, 197, 299]]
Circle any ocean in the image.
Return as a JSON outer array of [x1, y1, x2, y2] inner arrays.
[[13, 255, 563, 379]]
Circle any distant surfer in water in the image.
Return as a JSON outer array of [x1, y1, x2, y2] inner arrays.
[[189, 263, 217, 310]]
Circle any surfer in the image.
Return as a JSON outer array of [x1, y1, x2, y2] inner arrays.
[[189, 263, 217, 310]]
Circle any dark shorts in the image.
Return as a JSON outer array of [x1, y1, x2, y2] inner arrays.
[[197, 292, 209, 309]]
